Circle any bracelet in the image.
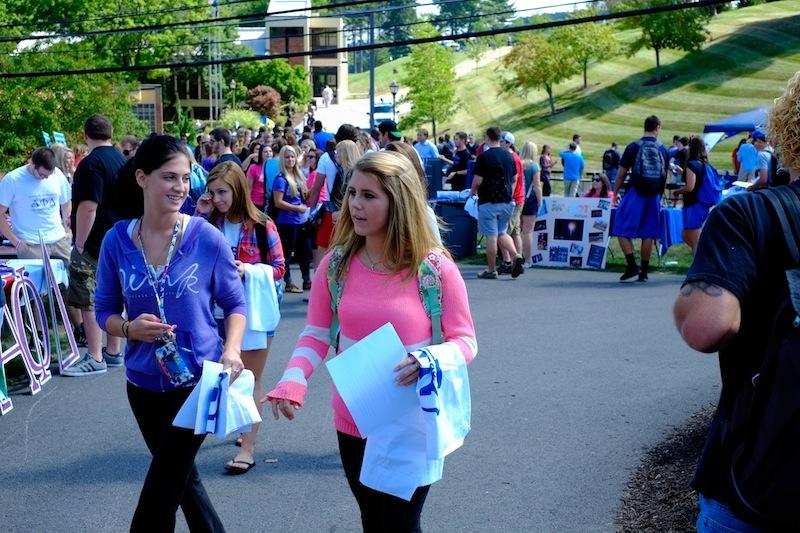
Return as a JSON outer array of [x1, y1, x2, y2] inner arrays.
[[121, 320, 130, 339]]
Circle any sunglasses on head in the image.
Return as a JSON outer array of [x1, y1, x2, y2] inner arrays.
[[592, 177, 602, 182]]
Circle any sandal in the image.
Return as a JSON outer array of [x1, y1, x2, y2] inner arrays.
[[285, 283, 303, 293], [302, 280, 312, 290], [224, 459, 255, 475]]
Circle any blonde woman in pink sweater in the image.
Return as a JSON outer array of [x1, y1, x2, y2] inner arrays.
[[266, 151, 477, 532]]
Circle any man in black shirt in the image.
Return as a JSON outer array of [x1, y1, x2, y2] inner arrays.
[[469, 126, 523, 279], [445, 131, 473, 191], [210, 127, 242, 168], [64, 114, 126, 376], [674, 73, 800, 531]]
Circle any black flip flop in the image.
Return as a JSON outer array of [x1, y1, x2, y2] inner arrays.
[[224, 460, 255, 475]]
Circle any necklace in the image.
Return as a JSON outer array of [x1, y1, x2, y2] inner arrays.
[[363, 248, 384, 271]]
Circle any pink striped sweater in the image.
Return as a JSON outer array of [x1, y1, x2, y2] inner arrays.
[[267, 250, 477, 437]]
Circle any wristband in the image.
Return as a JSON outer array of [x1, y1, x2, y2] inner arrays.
[[122, 320, 130, 339]]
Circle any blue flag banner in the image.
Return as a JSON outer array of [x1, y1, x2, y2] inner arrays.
[[52, 131, 66, 145], [42, 132, 52, 146]]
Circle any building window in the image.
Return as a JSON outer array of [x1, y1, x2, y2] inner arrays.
[[133, 104, 157, 132], [270, 26, 304, 65], [311, 28, 337, 58], [312, 67, 338, 97]]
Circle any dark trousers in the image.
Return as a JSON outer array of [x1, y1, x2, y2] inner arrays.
[[276, 222, 311, 284], [127, 382, 226, 533], [337, 431, 430, 533]]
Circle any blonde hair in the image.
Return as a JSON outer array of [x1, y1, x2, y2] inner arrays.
[[278, 145, 307, 198], [335, 140, 361, 171], [331, 151, 445, 280], [206, 161, 266, 225], [519, 141, 539, 167], [768, 71, 800, 173], [50, 143, 74, 175]]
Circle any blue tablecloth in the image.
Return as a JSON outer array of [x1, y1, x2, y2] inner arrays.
[[4, 259, 69, 294], [609, 207, 684, 256]]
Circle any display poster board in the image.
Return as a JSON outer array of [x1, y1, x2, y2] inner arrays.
[[530, 196, 612, 270]]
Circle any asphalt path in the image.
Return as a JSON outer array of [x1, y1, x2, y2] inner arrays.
[[0, 265, 719, 532]]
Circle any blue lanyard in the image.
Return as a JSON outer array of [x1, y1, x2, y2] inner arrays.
[[137, 217, 182, 324]]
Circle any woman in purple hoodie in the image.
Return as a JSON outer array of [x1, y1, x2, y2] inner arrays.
[[94, 135, 246, 532]]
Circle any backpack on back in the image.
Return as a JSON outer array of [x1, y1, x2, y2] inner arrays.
[[631, 139, 666, 195], [727, 186, 800, 528], [326, 247, 443, 351], [696, 162, 724, 208]]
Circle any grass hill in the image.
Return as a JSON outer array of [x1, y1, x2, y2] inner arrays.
[[410, 1, 800, 172]]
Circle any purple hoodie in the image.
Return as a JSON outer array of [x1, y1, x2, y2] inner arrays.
[[95, 217, 247, 392]]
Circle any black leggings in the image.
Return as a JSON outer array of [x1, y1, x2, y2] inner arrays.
[[276, 222, 311, 284], [337, 431, 430, 533], [127, 382, 225, 533]]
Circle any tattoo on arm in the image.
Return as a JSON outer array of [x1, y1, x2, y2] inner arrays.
[[680, 281, 724, 297]]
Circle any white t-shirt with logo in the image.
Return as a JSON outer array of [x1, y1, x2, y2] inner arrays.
[[0, 165, 71, 243]]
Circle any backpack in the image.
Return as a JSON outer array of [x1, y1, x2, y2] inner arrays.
[[326, 246, 443, 351], [726, 186, 800, 527], [324, 151, 347, 212], [631, 139, 665, 195], [696, 162, 723, 208]]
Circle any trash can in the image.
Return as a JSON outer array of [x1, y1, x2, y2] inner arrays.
[[435, 202, 477, 259]]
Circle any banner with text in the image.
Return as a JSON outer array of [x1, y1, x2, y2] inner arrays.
[[530, 196, 612, 270]]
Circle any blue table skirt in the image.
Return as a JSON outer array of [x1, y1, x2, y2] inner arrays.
[[609, 207, 684, 256]]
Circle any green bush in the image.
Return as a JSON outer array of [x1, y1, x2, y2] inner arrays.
[[219, 109, 263, 130]]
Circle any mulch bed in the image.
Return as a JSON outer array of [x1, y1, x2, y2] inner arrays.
[[616, 404, 716, 533]]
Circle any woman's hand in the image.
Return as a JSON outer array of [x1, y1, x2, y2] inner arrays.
[[235, 260, 246, 278], [220, 347, 245, 382], [195, 193, 213, 215], [265, 397, 301, 420], [394, 355, 420, 386], [128, 313, 175, 342]]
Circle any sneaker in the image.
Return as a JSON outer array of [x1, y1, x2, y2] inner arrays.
[[511, 256, 525, 279], [74, 324, 87, 348], [103, 348, 124, 367], [62, 353, 107, 377], [476, 270, 498, 279], [637, 272, 649, 283], [497, 262, 513, 275], [619, 266, 640, 281]]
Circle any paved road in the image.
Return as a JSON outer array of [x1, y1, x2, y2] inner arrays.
[[0, 265, 718, 532]]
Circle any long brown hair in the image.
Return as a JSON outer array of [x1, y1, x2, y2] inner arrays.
[[331, 151, 445, 280], [384, 141, 426, 188], [206, 161, 265, 225]]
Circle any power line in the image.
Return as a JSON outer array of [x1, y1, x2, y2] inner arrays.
[[8, 0, 589, 60], [0, 0, 390, 43], [0, 0, 729, 79]]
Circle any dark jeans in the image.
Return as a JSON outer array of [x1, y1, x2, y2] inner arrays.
[[276, 222, 311, 285], [127, 382, 226, 533], [541, 175, 551, 197], [337, 431, 430, 533]]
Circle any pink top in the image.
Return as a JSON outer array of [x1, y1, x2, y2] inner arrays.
[[267, 250, 477, 437], [584, 189, 615, 199], [306, 169, 326, 202], [247, 163, 265, 207]]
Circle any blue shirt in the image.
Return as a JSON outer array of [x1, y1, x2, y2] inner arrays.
[[559, 150, 584, 181], [314, 131, 335, 151], [737, 143, 758, 172], [415, 140, 439, 161], [273, 174, 307, 225]]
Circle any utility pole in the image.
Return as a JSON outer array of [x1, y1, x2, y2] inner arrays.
[[368, 11, 375, 130]]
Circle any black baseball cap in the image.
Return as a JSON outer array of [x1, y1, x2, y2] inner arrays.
[[378, 120, 402, 140]]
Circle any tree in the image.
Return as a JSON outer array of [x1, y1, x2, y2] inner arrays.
[[617, 0, 711, 82], [501, 33, 578, 115], [552, 19, 619, 89], [434, 0, 482, 35], [399, 24, 458, 138], [464, 37, 490, 71], [248, 86, 282, 118], [235, 59, 311, 105], [381, 0, 418, 59]]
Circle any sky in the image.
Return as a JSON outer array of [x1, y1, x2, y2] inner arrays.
[[417, 0, 579, 17]]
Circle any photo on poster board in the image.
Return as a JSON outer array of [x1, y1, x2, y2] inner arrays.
[[591, 209, 602, 218], [587, 245, 606, 269], [534, 219, 547, 232], [531, 253, 543, 264], [537, 233, 548, 250], [588, 232, 604, 243], [592, 220, 608, 232], [553, 219, 584, 241], [570, 256, 583, 268], [569, 243, 584, 256], [598, 199, 611, 210], [549, 246, 568, 263]]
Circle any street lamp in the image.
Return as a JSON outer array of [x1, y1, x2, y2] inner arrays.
[[389, 80, 399, 122], [229, 79, 236, 108]]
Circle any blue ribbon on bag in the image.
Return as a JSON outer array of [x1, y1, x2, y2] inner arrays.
[[416, 349, 443, 415]]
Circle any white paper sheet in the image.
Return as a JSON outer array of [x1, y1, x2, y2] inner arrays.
[[326, 323, 417, 436]]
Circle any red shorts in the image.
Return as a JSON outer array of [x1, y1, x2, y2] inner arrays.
[[316, 211, 335, 250]]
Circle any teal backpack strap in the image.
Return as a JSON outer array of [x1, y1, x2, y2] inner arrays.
[[418, 251, 443, 345], [327, 246, 347, 350]]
